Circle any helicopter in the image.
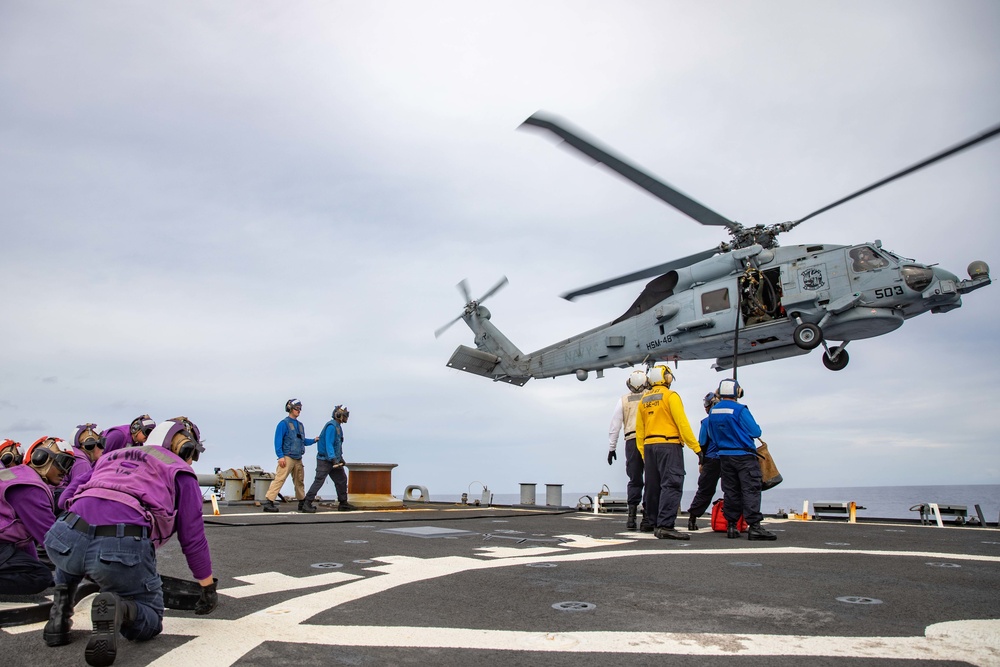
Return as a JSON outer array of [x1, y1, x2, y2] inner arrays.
[[436, 113, 996, 385]]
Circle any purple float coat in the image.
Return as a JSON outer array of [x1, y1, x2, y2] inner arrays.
[[100, 424, 134, 454], [0, 467, 57, 559], [70, 447, 212, 581], [56, 451, 94, 509]]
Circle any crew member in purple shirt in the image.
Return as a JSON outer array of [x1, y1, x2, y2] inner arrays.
[[55, 423, 105, 510], [44, 417, 217, 666], [1, 438, 24, 468], [99, 414, 156, 454], [0, 437, 74, 595]]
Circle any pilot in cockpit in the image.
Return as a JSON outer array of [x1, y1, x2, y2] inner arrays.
[[850, 246, 889, 272]]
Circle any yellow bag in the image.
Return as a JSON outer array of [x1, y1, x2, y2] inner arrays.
[[756, 440, 783, 490]]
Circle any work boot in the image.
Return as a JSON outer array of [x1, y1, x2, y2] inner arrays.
[[85, 592, 136, 667], [261, 498, 278, 513], [43, 582, 78, 647], [654, 527, 690, 541], [727, 521, 740, 539], [338, 501, 357, 512], [687, 515, 699, 531], [747, 522, 778, 541], [626, 504, 638, 531], [299, 499, 317, 513]]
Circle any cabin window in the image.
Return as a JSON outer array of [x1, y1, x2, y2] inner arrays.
[[701, 288, 730, 314], [849, 245, 890, 272]]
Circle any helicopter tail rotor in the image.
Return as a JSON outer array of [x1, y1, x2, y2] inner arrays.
[[434, 276, 509, 338]]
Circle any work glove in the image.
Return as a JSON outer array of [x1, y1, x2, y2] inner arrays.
[[696, 449, 705, 466], [195, 581, 218, 615], [607, 450, 617, 465]]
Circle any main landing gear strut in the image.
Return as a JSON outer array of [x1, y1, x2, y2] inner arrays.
[[792, 318, 850, 371]]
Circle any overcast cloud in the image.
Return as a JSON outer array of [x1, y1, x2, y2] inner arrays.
[[1, 1, 998, 501]]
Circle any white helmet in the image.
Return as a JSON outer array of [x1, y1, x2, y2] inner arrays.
[[647, 365, 674, 387], [626, 370, 648, 393]]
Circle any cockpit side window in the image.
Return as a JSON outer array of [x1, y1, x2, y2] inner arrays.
[[849, 245, 890, 272]]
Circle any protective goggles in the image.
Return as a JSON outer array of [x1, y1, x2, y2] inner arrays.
[[79, 438, 105, 452], [1, 451, 17, 466], [52, 452, 75, 474]]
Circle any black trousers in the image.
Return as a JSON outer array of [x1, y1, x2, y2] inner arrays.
[[642, 444, 685, 529], [304, 458, 348, 504], [624, 437, 644, 506], [0, 542, 53, 595], [686, 457, 722, 518], [720, 455, 763, 525]]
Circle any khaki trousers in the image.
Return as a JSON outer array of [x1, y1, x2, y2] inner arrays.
[[265, 457, 306, 501]]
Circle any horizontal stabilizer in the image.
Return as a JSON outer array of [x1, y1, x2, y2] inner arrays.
[[446, 345, 530, 386]]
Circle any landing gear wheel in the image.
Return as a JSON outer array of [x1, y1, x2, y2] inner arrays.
[[822, 346, 849, 371], [793, 322, 822, 350]]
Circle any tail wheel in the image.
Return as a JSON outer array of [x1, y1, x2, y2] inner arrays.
[[793, 322, 823, 350], [822, 346, 849, 371]]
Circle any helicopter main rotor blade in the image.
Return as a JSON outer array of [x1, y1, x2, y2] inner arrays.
[[522, 112, 739, 232], [561, 247, 720, 301], [790, 121, 1000, 228]]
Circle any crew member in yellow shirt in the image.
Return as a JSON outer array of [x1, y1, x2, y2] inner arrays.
[[636, 365, 702, 540]]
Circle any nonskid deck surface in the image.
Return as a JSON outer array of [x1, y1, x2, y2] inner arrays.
[[3, 504, 999, 666]]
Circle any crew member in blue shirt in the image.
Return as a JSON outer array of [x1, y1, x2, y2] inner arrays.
[[684, 392, 721, 531], [705, 379, 777, 541], [262, 399, 317, 512], [300, 405, 356, 512]]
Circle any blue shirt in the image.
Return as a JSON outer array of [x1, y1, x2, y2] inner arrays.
[[316, 419, 343, 461], [706, 399, 762, 456]]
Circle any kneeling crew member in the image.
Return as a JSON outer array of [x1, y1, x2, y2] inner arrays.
[[0, 437, 73, 594], [636, 365, 702, 541], [44, 417, 217, 665], [706, 379, 777, 541], [56, 423, 105, 510]]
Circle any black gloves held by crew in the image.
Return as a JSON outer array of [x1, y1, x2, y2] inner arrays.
[[607, 450, 617, 465], [195, 581, 218, 615], [696, 449, 705, 466]]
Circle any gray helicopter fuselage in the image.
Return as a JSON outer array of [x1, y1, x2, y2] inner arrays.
[[447, 241, 989, 384]]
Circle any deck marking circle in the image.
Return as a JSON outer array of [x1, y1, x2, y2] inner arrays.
[[926, 562, 961, 568], [836, 596, 883, 605], [527, 563, 557, 568], [310, 562, 344, 569], [552, 601, 596, 612]]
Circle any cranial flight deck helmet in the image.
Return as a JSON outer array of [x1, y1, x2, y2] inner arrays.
[[74, 423, 104, 451], [0, 439, 23, 467], [130, 414, 157, 438], [147, 417, 205, 463], [703, 392, 719, 411], [626, 369, 649, 393], [24, 436, 74, 485], [285, 398, 302, 413], [718, 378, 744, 399], [332, 405, 350, 422], [646, 365, 675, 387]]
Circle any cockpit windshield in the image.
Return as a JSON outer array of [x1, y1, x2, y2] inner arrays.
[[849, 245, 891, 272]]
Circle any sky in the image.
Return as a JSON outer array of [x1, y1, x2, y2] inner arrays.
[[2, 1, 999, 502]]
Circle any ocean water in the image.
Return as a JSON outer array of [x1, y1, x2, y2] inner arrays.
[[433, 484, 1000, 521]]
